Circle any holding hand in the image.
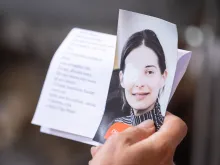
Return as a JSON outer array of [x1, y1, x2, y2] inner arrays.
[[89, 112, 187, 165]]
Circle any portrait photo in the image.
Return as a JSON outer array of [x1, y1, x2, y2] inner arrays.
[[93, 9, 178, 143]]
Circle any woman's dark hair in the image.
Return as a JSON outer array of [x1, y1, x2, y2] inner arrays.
[[120, 29, 166, 112]]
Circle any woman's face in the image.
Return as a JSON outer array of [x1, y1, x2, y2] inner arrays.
[[120, 45, 167, 112]]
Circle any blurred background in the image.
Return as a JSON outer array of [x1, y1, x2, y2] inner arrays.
[[0, 0, 220, 164]]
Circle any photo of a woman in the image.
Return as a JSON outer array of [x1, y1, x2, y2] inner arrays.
[[116, 29, 167, 127], [93, 10, 177, 143], [102, 29, 168, 139]]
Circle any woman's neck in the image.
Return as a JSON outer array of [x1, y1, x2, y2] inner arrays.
[[133, 103, 155, 116]]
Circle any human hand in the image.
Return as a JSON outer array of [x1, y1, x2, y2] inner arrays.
[[89, 112, 187, 165]]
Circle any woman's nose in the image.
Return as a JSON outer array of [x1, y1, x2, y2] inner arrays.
[[135, 76, 145, 88]]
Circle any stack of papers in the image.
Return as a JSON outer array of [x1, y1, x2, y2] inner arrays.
[[31, 9, 191, 146]]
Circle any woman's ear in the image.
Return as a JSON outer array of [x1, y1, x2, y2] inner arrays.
[[160, 70, 168, 88], [119, 71, 125, 88]]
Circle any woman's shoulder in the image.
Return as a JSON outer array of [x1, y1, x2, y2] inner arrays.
[[104, 115, 132, 139]]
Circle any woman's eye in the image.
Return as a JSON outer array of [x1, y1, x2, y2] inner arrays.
[[145, 70, 154, 75]]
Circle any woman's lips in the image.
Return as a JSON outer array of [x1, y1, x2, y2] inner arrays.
[[132, 93, 149, 100]]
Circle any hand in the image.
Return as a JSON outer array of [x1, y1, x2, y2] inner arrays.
[[89, 112, 187, 165]]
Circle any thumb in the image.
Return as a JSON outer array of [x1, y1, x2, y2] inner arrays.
[[119, 120, 155, 145]]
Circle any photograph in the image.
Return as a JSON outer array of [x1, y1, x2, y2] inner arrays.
[[93, 10, 178, 143]]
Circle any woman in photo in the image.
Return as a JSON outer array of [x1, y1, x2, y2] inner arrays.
[[105, 29, 168, 139]]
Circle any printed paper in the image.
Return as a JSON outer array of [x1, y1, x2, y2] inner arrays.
[[32, 28, 116, 138]]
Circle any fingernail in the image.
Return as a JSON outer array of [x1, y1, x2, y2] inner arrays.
[[91, 146, 96, 152], [91, 146, 96, 150], [137, 120, 154, 129]]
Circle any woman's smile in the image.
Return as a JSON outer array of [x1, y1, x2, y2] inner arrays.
[[132, 92, 150, 101]]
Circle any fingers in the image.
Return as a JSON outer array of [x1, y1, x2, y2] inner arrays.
[[90, 145, 102, 157], [114, 120, 155, 146], [131, 112, 187, 154]]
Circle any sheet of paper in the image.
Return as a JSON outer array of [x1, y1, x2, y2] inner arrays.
[[169, 50, 192, 100], [117, 9, 178, 117], [32, 28, 116, 138]]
